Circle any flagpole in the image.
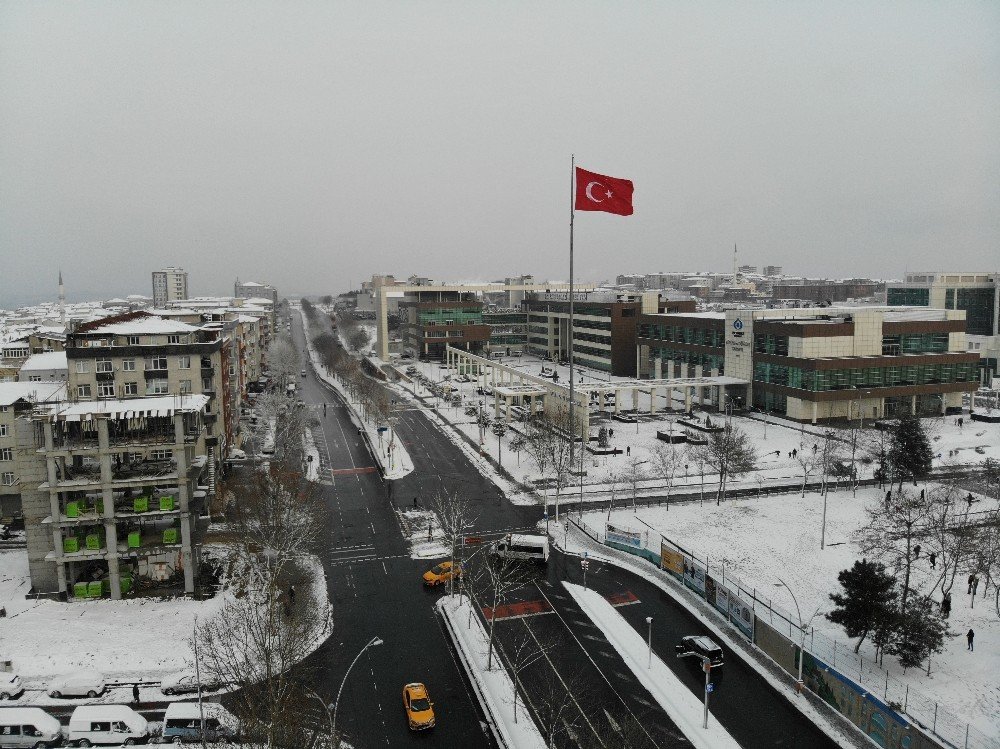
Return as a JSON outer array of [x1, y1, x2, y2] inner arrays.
[[566, 154, 575, 526]]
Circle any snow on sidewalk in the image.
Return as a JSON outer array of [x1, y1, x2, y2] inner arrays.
[[298, 307, 413, 480], [437, 594, 546, 749], [563, 581, 743, 749]]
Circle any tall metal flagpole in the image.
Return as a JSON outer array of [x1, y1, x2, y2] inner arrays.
[[566, 154, 575, 525]]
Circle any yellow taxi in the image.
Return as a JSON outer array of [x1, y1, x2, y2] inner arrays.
[[402, 682, 436, 730], [422, 560, 462, 587]]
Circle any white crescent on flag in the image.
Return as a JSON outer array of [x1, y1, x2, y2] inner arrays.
[[585, 181, 606, 203]]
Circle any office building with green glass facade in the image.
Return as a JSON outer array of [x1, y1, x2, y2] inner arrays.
[[637, 306, 979, 423], [886, 272, 999, 385]]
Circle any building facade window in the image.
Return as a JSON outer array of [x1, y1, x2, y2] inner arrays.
[[96, 359, 113, 373], [151, 449, 171, 461], [127, 336, 140, 345], [146, 379, 169, 395], [0, 448, 12, 461], [145, 356, 168, 371], [97, 382, 115, 397], [75, 361, 89, 374], [167, 335, 182, 344], [0, 424, 6, 437], [123, 382, 138, 396], [1, 472, 14, 486], [122, 359, 136, 371], [178, 356, 191, 369], [179, 379, 192, 394], [886, 288, 930, 306], [77, 384, 91, 398]]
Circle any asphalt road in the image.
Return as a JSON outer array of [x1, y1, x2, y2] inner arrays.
[[289, 310, 844, 749]]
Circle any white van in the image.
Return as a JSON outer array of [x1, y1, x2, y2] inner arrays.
[[0, 707, 62, 748], [491, 534, 549, 564], [68, 705, 148, 746], [162, 702, 237, 744]]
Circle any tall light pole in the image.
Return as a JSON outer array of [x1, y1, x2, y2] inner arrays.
[[645, 616, 653, 668], [776, 578, 805, 694], [332, 636, 384, 746]]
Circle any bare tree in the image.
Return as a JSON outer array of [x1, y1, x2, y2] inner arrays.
[[924, 484, 979, 600], [267, 337, 300, 389], [470, 552, 533, 671], [491, 420, 508, 468], [861, 427, 893, 489], [622, 456, 647, 509], [502, 618, 557, 724], [650, 441, 683, 508], [702, 423, 758, 505], [429, 487, 477, 597], [605, 469, 624, 522], [795, 450, 816, 498], [856, 487, 932, 613], [531, 665, 591, 749], [195, 554, 329, 749]]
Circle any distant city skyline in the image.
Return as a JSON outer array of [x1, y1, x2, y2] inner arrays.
[[2, 2, 997, 308]]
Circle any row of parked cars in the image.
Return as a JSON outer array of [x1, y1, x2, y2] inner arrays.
[[0, 672, 221, 702], [0, 701, 236, 746]]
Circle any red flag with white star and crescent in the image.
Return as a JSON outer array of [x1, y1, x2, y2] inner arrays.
[[574, 166, 633, 216]]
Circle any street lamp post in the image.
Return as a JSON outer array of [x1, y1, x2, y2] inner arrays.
[[776, 578, 805, 695], [332, 636, 384, 746], [645, 616, 653, 668]]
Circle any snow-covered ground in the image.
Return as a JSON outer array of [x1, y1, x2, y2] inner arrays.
[[393, 355, 999, 501], [0, 547, 332, 702], [437, 594, 546, 749], [580, 485, 1000, 740], [565, 582, 741, 749]]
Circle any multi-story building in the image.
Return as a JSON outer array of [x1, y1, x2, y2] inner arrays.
[[63, 312, 228, 467], [399, 293, 491, 359], [0, 382, 66, 519], [886, 272, 999, 384], [482, 307, 528, 354], [524, 291, 661, 376], [0, 342, 32, 382], [637, 306, 979, 422], [16, 393, 210, 599], [763, 265, 783, 277], [18, 352, 68, 383], [234, 279, 278, 305], [772, 279, 882, 304], [151, 266, 189, 308]]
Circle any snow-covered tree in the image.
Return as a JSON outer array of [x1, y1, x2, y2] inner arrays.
[[888, 413, 933, 488], [701, 423, 758, 505]]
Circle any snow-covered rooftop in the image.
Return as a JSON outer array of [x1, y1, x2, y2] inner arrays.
[[80, 316, 199, 335], [0, 381, 66, 406], [47, 393, 210, 421], [19, 352, 68, 371]]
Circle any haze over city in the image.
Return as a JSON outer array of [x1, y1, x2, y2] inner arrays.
[[2, 1, 998, 307]]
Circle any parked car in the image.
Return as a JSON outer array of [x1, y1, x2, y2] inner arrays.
[[159, 671, 224, 696], [161, 701, 237, 744], [67, 704, 148, 746], [402, 683, 435, 730], [47, 672, 106, 699], [0, 707, 61, 747], [0, 672, 24, 700], [422, 561, 462, 587]]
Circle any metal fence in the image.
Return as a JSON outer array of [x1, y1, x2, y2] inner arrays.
[[575, 516, 999, 749]]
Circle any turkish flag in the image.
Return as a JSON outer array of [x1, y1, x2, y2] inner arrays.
[[575, 167, 633, 216]]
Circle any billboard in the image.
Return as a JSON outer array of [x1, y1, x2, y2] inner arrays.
[[660, 542, 685, 577], [606, 523, 642, 548]]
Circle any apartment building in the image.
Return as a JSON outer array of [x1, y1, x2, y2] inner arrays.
[[524, 291, 661, 376], [151, 267, 189, 308], [18, 352, 68, 383], [637, 306, 979, 422], [63, 312, 229, 465], [399, 293, 491, 359], [0, 382, 66, 519], [16, 394, 210, 598], [234, 279, 278, 304]]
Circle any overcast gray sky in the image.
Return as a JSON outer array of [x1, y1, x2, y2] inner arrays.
[[2, 1, 997, 306]]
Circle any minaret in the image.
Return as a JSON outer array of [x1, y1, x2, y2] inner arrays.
[[58, 269, 66, 327], [733, 244, 739, 284]]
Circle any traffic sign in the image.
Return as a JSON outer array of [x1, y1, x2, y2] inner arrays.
[[706, 683, 714, 693], [581, 560, 590, 569], [377, 426, 388, 433], [463, 536, 483, 545]]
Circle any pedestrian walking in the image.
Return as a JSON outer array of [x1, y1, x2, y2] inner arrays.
[[941, 593, 951, 618], [968, 573, 976, 594], [626, 446, 631, 456], [413, 496, 419, 508], [812, 443, 818, 454], [971, 576, 979, 596], [289, 585, 296, 606], [609, 428, 614, 438], [133, 684, 140, 704], [913, 544, 921, 559], [958, 417, 964, 429], [929, 552, 937, 569], [967, 629, 975, 651], [323, 403, 327, 416]]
